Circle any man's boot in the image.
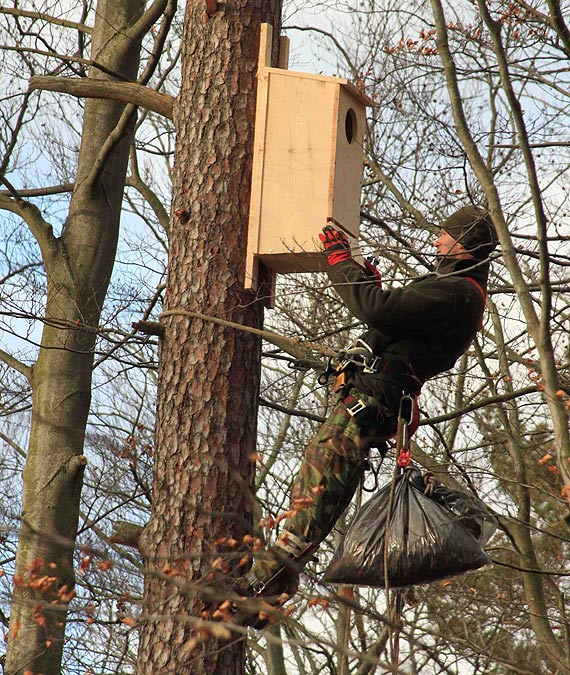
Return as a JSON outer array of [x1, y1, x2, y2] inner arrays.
[[228, 530, 315, 628]]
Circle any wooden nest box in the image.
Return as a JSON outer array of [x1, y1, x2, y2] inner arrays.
[[246, 24, 374, 294]]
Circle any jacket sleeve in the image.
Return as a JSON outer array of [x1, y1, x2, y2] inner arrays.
[[326, 260, 458, 335]]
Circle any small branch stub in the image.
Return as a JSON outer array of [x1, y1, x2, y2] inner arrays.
[[132, 320, 165, 338], [110, 521, 144, 550], [205, 0, 217, 16]]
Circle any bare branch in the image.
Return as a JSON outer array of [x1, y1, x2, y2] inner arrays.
[[493, 141, 570, 149], [29, 76, 174, 119], [0, 192, 58, 266], [84, 0, 175, 190], [1, 44, 131, 80], [0, 91, 31, 178], [0, 6, 93, 33], [420, 385, 538, 425], [126, 0, 169, 46], [127, 145, 171, 234], [545, 0, 570, 56], [0, 348, 32, 383], [287, 25, 358, 79], [0, 183, 74, 198], [259, 397, 325, 424], [0, 431, 26, 458], [136, 0, 176, 88]]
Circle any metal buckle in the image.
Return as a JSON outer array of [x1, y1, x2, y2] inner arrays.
[[346, 398, 367, 417], [362, 355, 382, 373], [245, 571, 266, 595], [341, 340, 383, 374]]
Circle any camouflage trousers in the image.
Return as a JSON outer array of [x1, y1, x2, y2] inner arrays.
[[251, 391, 396, 584]]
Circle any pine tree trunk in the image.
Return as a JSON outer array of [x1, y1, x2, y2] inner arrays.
[[5, 0, 143, 672], [137, 2, 282, 674]]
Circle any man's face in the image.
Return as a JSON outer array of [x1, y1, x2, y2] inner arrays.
[[434, 229, 469, 259]]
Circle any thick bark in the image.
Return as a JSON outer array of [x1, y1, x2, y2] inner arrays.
[[5, 0, 144, 673], [137, 3, 281, 674]]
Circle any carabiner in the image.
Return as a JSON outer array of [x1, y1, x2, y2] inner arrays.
[[398, 393, 415, 426], [397, 448, 411, 468], [317, 356, 336, 385]]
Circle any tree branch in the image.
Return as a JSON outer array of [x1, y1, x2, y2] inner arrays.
[[286, 25, 358, 79], [0, 182, 74, 198], [127, 144, 171, 234], [259, 397, 325, 424], [0, 431, 26, 458], [476, 1, 552, 334], [84, 0, 175, 190], [429, 0, 540, 336], [0, 191, 58, 268], [420, 386, 538, 426], [545, 0, 570, 56], [0, 348, 32, 383], [363, 158, 433, 233], [493, 141, 570, 149], [29, 76, 174, 119], [0, 6, 92, 33], [2, 44, 131, 81], [360, 209, 433, 270], [0, 91, 31, 178], [125, 0, 169, 46]]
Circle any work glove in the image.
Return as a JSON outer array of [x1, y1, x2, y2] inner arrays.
[[364, 256, 382, 288], [319, 225, 352, 266]]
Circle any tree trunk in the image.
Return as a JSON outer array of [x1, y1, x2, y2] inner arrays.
[[137, 3, 282, 674], [5, 0, 143, 672]]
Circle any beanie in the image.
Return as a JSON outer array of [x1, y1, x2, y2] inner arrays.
[[442, 206, 498, 261]]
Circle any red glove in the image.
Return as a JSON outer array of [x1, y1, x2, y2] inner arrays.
[[364, 256, 382, 288], [319, 225, 352, 266]]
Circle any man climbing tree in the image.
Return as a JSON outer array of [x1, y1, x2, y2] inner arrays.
[[227, 205, 499, 627]]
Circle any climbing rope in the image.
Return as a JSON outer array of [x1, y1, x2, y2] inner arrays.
[[384, 394, 415, 673]]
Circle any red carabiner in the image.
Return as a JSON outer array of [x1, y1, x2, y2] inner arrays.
[[397, 448, 411, 468]]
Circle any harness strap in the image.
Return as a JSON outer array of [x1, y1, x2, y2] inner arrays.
[[465, 276, 486, 302], [465, 276, 486, 329], [343, 394, 368, 418]]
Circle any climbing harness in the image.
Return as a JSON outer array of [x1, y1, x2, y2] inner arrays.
[[316, 339, 382, 386], [316, 339, 424, 429]]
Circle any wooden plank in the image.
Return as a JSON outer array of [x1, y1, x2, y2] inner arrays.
[[264, 66, 375, 106], [257, 72, 335, 257], [278, 35, 290, 69], [245, 23, 273, 291], [330, 86, 367, 236]]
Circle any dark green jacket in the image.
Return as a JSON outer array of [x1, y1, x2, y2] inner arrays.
[[327, 257, 488, 400]]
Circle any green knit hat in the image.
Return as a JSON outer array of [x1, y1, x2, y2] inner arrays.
[[442, 206, 498, 261]]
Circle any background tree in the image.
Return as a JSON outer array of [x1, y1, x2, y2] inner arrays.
[[0, 0, 170, 672]]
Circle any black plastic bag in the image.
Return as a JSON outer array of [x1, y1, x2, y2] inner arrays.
[[323, 467, 496, 588]]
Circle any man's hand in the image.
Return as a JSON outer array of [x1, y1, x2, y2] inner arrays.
[[319, 225, 352, 266], [364, 256, 382, 288]]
